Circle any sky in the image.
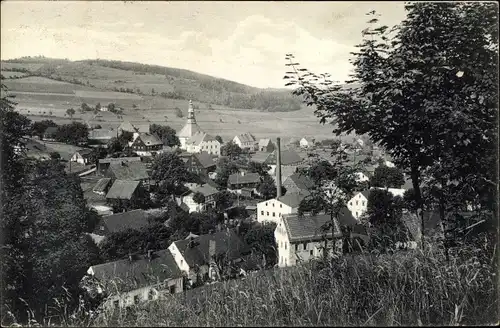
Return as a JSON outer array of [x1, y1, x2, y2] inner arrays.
[[1, 1, 407, 88]]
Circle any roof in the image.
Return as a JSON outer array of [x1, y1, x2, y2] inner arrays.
[[106, 180, 141, 200], [108, 161, 149, 180], [100, 209, 151, 234], [93, 178, 112, 193], [277, 191, 310, 208], [136, 133, 163, 146], [258, 139, 272, 147], [194, 152, 216, 168], [75, 148, 93, 156], [249, 152, 270, 164], [235, 133, 256, 143], [186, 132, 217, 146], [285, 172, 314, 191], [172, 230, 250, 268], [228, 172, 261, 185], [98, 157, 141, 164], [88, 129, 116, 140], [89, 249, 182, 293], [282, 212, 343, 243], [264, 149, 303, 166], [177, 121, 202, 138], [118, 121, 139, 133], [356, 188, 407, 200], [190, 183, 219, 197]]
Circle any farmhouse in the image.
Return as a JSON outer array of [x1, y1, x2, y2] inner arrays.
[[105, 179, 143, 206], [233, 133, 257, 151], [168, 230, 251, 284], [299, 137, 315, 148], [258, 139, 275, 152], [282, 172, 314, 194], [177, 100, 203, 149], [347, 187, 407, 219], [180, 152, 217, 177], [83, 250, 183, 311], [70, 149, 93, 165], [130, 133, 163, 156], [185, 132, 221, 156], [93, 209, 151, 236], [181, 183, 220, 213], [256, 191, 310, 224], [227, 172, 261, 192], [264, 148, 304, 180], [105, 161, 150, 183]]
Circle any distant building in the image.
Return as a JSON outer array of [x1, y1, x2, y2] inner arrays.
[[264, 148, 304, 181], [105, 180, 143, 205], [93, 209, 151, 236], [185, 132, 221, 156], [130, 133, 163, 157], [282, 173, 314, 194], [70, 149, 94, 165], [258, 139, 275, 152], [88, 129, 116, 147], [97, 157, 142, 174], [347, 187, 407, 219], [22, 138, 51, 161], [177, 100, 203, 149], [256, 191, 310, 224], [299, 137, 315, 148], [181, 183, 220, 213], [180, 152, 217, 177], [83, 249, 183, 311], [233, 133, 257, 151], [354, 171, 370, 183], [227, 172, 261, 192], [105, 161, 150, 184]]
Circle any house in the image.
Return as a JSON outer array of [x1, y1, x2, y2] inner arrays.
[[100, 106, 108, 112], [347, 187, 407, 219], [354, 171, 370, 183], [88, 129, 116, 147], [168, 230, 252, 284], [250, 151, 272, 164], [177, 100, 204, 149], [93, 178, 112, 196], [130, 133, 163, 157], [42, 126, 58, 141], [71, 149, 94, 165], [264, 149, 304, 180], [258, 139, 275, 152], [98, 157, 142, 175], [282, 173, 314, 194], [93, 209, 152, 236], [180, 152, 217, 177], [275, 210, 353, 267], [83, 249, 183, 311], [227, 172, 261, 192], [233, 133, 257, 151], [181, 183, 220, 213], [105, 161, 150, 183], [185, 132, 221, 156], [105, 179, 142, 205], [299, 137, 315, 148], [257, 191, 310, 224]]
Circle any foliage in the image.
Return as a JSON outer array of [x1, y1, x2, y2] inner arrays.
[[55, 122, 89, 145], [370, 165, 405, 188], [215, 135, 223, 144], [213, 157, 240, 189], [257, 174, 280, 200], [248, 161, 270, 177], [192, 191, 206, 205], [50, 151, 61, 160], [366, 189, 406, 246], [220, 141, 242, 159], [174, 107, 183, 118], [213, 190, 234, 211], [150, 152, 194, 203], [80, 102, 92, 112], [243, 222, 277, 267], [150, 123, 180, 147], [31, 119, 57, 139], [66, 108, 76, 119]]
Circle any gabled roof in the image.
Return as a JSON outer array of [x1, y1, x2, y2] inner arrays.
[[258, 139, 272, 147], [88, 249, 181, 293], [186, 132, 217, 146], [177, 121, 202, 138], [285, 172, 314, 191], [228, 172, 261, 185], [277, 191, 310, 208], [108, 161, 149, 180], [194, 152, 216, 168], [235, 133, 256, 143], [118, 121, 138, 133], [93, 178, 112, 193], [172, 230, 250, 268], [99, 209, 151, 234], [189, 183, 219, 197], [282, 212, 343, 243], [99, 157, 141, 165], [75, 148, 93, 157], [106, 180, 140, 200], [249, 152, 270, 164], [135, 133, 163, 146], [264, 149, 303, 166]]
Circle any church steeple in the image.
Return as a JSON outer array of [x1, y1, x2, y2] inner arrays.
[[187, 100, 196, 123]]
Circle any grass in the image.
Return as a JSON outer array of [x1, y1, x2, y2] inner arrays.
[[88, 245, 497, 327]]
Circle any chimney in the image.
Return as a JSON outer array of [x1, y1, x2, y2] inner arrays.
[[209, 239, 216, 261], [276, 137, 282, 198]]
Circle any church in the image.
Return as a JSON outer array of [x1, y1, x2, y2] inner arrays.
[[177, 100, 203, 149]]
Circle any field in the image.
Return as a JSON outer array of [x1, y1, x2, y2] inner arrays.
[[1, 71, 29, 78]]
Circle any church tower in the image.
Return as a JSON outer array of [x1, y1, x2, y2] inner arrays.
[[177, 100, 203, 149]]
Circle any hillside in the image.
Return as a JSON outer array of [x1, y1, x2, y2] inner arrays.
[[1, 57, 303, 112]]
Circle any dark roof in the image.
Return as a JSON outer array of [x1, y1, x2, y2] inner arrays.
[[249, 152, 271, 164], [172, 230, 250, 268], [277, 191, 310, 208], [108, 161, 149, 180], [194, 152, 216, 168], [93, 178, 112, 193], [190, 183, 219, 197], [335, 207, 359, 227], [89, 249, 182, 293], [99, 209, 151, 234], [264, 149, 303, 166], [136, 133, 163, 146], [106, 180, 140, 200], [283, 212, 343, 243], [228, 172, 261, 185], [285, 173, 314, 191]]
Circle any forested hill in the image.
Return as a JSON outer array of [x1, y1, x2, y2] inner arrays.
[[2, 57, 303, 112]]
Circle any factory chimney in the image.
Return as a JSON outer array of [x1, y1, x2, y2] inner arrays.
[[276, 137, 282, 198]]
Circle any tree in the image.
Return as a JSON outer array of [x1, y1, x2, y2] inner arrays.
[[285, 3, 497, 247], [55, 122, 89, 145], [80, 103, 91, 113], [248, 161, 270, 177], [31, 119, 57, 139], [108, 103, 116, 112], [174, 107, 183, 118], [95, 102, 101, 111], [213, 190, 234, 212], [214, 157, 240, 189], [215, 135, 223, 144], [50, 151, 61, 160], [193, 191, 206, 205], [243, 222, 277, 268], [257, 174, 278, 200], [370, 165, 405, 189], [107, 137, 124, 154], [221, 141, 242, 159], [150, 152, 195, 203], [150, 124, 180, 147], [66, 108, 76, 119]]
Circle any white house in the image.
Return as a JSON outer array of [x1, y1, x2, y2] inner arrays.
[[82, 250, 183, 311], [181, 183, 219, 213], [299, 137, 315, 148], [70, 149, 93, 165], [185, 132, 221, 156], [354, 171, 370, 183], [256, 191, 310, 224], [347, 187, 407, 219], [275, 211, 350, 267], [233, 133, 257, 151]]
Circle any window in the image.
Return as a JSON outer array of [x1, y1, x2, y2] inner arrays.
[[280, 204, 282, 208], [134, 295, 140, 304], [295, 244, 299, 251], [267, 212, 269, 216], [170, 285, 176, 294], [356, 212, 358, 217], [285, 242, 287, 250], [180, 259, 183, 265], [272, 212, 275, 217], [362, 201, 365, 206], [265, 202, 268, 206], [310, 250, 313, 256], [272, 203, 274, 207], [261, 211, 264, 215], [279, 213, 281, 217], [285, 258, 287, 266], [303, 242, 307, 250]]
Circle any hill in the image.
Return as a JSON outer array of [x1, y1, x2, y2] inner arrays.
[[1, 56, 303, 112]]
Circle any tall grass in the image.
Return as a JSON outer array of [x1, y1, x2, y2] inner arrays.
[[92, 244, 497, 327]]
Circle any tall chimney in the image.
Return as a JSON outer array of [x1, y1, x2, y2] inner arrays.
[[209, 239, 216, 261], [276, 137, 282, 198]]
